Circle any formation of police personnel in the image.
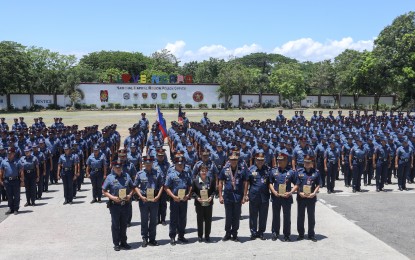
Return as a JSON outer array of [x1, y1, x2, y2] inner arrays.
[[1, 108, 415, 250]]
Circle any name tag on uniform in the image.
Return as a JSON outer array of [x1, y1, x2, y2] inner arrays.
[[278, 184, 286, 195], [200, 189, 209, 200], [118, 188, 127, 199], [303, 185, 311, 195], [178, 189, 186, 200], [146, 188, 154, 201]]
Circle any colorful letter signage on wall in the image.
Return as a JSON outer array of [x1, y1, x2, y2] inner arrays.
[[112, 73, 193, 84]]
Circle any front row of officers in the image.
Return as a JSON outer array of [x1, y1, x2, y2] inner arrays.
[[102, 150, 320, 251]]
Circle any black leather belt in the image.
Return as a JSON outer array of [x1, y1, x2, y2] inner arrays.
[[25, 169, 35, 174], [6, 176, 19, 181], [64, 167, 73, 171], [92, 168, 102, 172], [402, 159, 409, 163]]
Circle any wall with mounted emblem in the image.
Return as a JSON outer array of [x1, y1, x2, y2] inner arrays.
[[77, 83, 224, 107]]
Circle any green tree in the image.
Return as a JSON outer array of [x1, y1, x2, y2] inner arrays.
[[194, 58, 225, 83], [270, 63, 306, 108], [179, 61, 198, 77], [0, 41, 31, 94], [373, 11, 415, 109], [308, 60, 336, 106], [218, 62, 252, 109], [97, 68, 128, 83], [149, 49, 179, 74]]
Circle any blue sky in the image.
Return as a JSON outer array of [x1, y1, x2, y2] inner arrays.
[[0, 0, 413, 62]]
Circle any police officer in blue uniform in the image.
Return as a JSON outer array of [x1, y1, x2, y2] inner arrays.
[[349, 138, 367, 193], [296, 155, 321, 242], [102, 159, 134, 251], [164, 153, 192, 245], [38, 139, 53, 192], [341, 135, 354, 187], [153, 147, 170, 225], [0, 147, 22, 215], [200, 112, 211, 126], [373, 137, 391, 192], [58, 144, 79, 204], [86, 144, 107, 203], [395, 137, 413, 191], [134, 155, 164, 247], [219, 151, 247, 242], [324, 139, 340, 194], [19, 146, 40, 206], [32, 143, 46, 199], [244, 152, 270, 240], [269, 152, 297, 241]]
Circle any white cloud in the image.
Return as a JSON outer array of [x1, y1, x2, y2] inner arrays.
[[162, 41, 262, 63], [273, 37, 374, 61]]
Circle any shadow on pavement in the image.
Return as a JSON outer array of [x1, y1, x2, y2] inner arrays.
[[212, 216, 224, 222]]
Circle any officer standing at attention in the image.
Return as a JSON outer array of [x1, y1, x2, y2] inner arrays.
[[164, 153, 192, 245], [373, 137, 391, 192], [20, 146, 40, 207], [152, 147, 170, 225], [32, 143, 46, 200], [139, 113, 149, 148], [395, 136, 413, 191], [324, 139, 340, 194], [192, 164, 216, 243], [133, 155, 164, 247], [296, 155, 320, 242], [102, 159, 134, 251], [269, 152, 297, 241], [58, 144, 79, 205], [244, 153, 270, 240], [200, 112, 211, 126], [86, 144, 107, 203], [0, 147, 22, 215], [219, 151, 247, 242], [349, 138, 367, 193]]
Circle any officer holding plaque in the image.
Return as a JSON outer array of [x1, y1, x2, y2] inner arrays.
[[102, 158, 134, 251], [133, 155, 164, 247], [296, 155, 321, 242], [164, 153, 192, 245], [269, 152, 298, 241], [192, 164, 216, 243]]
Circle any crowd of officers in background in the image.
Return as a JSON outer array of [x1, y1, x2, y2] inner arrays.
[[0, 109, 414, 251]]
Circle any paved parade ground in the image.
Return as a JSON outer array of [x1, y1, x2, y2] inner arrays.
[[0, 109, 414, 259]]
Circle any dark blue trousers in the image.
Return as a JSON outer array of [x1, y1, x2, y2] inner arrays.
[[109, 204, 128, 246], [139, 201, 159, 241], [376, 162, 388, 190], [43, 166, 50, 192], [37, 166, 44, 199], [272, 198, 292, 236], [90, 173, 104, 199], [249, 199, 269, 236], [158, 192, 167, 222], [24, 172, 37, 204], [327, 164, 337, 192], [62, 172, 74, 202], [397, 163, 410, 189], [224, 202, 242, 237], [297, 198, 316, 237], [364, 162, 374, 184], [343, 163, 351, 186], [169, 201, 188, 238], [5, 179, 20, 211], [352, 163, 364, 191]]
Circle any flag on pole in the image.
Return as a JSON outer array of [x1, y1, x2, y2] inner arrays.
[[178, 104, 183, 124], [156, 105, 168, 139]]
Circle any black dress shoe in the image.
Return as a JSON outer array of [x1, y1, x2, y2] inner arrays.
[[259, 234, 266, 240], [142, 240, 148, 248], [63, 201, 68, 205], [222, 235, 231, 241], [297, 235, 304, 241], [198, 237, 203, 243], [5, 210, 13, 215], [120, 243, 131, 249], [399, 187, 403, 191], [405, 188, 409, 191], [205, 237, 210, 243], [149, 240, 159, 246], [162, 221, 167, 226], [376, 189, 379, 192], [178, 237, 188, 243], [114, 245, 120, 251], [31, 202, 36, 206], [127, 223, 131, 228], [284, 236, 291, 242], [91, 199, 97, 204], [309, 236, 317, 242], [272, 233, 278, 241], [69, 201, 73, 205], [250, 234, 257, 240], [13, 211, 18, 215], [327, 190, 331, 194], [352, 189, 356, 193], [98, 198, 102, 203], [170, 238, 176, 245], [24, 202, 30, 207], [232, 236, 240, 242]]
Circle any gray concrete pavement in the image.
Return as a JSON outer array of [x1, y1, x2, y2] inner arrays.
[[0, 177, 409, 260]]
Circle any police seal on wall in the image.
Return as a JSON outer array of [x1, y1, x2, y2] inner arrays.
[[171, 93, 177, 99], [142, 92, 148, 99], [123, 93, 130, 100], [151, 93, 157, 99], [193, 91, 204, 102]]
